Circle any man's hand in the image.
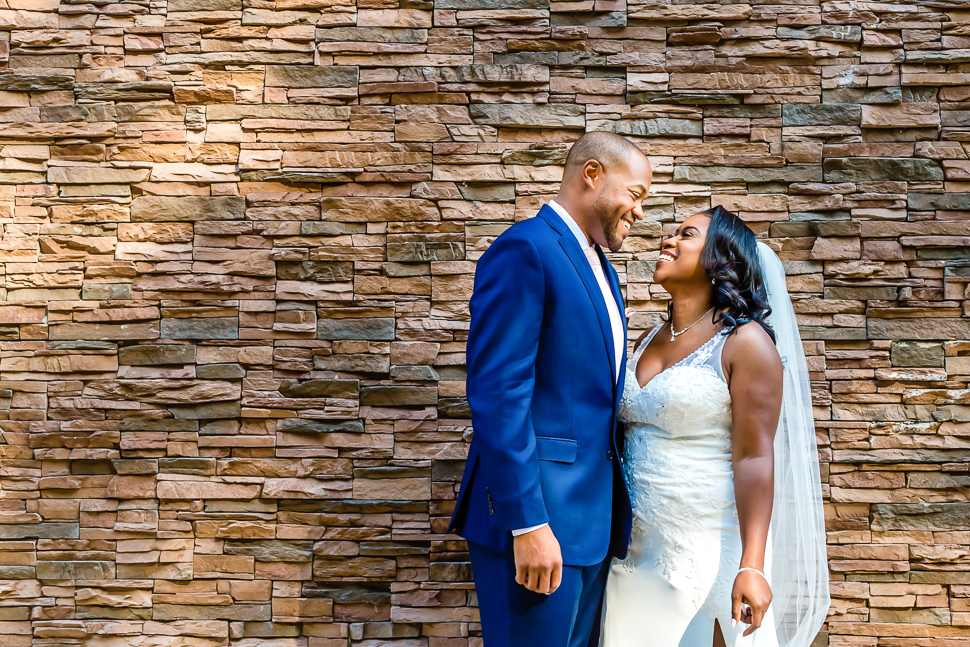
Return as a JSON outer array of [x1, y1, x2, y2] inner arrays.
[[513, 524, 563, 595]]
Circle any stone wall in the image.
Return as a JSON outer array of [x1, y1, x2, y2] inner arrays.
[[0, 0, 967, 645]]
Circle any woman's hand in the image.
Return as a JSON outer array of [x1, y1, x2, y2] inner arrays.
[[731, 569, 772, 636]]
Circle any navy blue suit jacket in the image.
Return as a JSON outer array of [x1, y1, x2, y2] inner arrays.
[[449, 205, 633, 567]]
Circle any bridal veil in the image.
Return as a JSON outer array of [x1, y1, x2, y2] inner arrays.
[[754, 242, 830, 647]]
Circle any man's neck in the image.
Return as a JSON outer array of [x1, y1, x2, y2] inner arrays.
[[553, 195, 593, 246]]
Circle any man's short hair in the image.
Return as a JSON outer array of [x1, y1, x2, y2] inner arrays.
[[562, 131, 646, 181]]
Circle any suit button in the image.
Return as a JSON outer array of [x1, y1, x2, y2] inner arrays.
[[607, 450, 615, 461]]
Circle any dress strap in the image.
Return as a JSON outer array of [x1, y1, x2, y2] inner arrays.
[[694, 329, 730, 383], [685, 328, 724, 363], [635, 323, 664, 352]]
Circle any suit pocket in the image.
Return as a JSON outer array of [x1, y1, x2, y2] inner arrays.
[[535, 436, 578, 464]]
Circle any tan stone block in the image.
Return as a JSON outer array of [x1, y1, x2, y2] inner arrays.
[[194, 554, 254, 578], [239, 149, 282, 170], [261, 478, 352, 499], [395, 123, 451, 142], [75, 587, 152, 608], [0, 305, 45, 324], [862, 103, 940, 128], [254, 561, 312, 581], [148, 163, 240, 183], [390, 341, 440, 365], [272, 597, 333, 620], [811, 237, 861, 260], [357, 9, 432, 27], [192, 520, 276, 539], [141, 620, 228, 638], [174, 87, 236, 104], [157, 481, 261, 500], [230, 580, 272, 601], [353, 477, 431, 500], [105, 475, 156, 499], [712, 194, 789, 213]]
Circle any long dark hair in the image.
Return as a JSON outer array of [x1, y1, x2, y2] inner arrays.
[[686, 205, 775, 343]]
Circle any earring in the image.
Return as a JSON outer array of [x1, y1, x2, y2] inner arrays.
[[711, 278, 716, 284]]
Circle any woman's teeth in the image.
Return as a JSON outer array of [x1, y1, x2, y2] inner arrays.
[[658, 252, 675, 262]]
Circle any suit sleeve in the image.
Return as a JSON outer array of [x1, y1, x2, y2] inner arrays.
[[465, 233, 549, 534]]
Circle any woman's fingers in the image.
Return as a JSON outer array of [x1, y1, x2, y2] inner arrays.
[[731, 590, 742, 628], [733, 570, 772, 634], [742, 603, 767, 637]]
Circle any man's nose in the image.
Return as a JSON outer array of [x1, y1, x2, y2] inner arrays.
[[633, 203, 644, 220]]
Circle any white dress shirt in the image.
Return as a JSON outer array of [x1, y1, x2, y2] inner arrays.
[[548, 200, 624, 382], [512, 200, 625, 538]]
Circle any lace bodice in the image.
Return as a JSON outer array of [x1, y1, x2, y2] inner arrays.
[[618, 324, 732, 435]]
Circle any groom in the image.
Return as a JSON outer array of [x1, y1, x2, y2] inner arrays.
[[449, 132, 653, 646]]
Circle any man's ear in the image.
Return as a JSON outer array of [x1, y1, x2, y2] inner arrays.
[[582, 160, 601, 191]]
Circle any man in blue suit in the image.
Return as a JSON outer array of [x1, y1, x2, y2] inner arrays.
[[449, 132, 653, 646]]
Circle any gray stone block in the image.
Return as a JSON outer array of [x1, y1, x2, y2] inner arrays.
[[869, 318, 970, 341], [892, 341, 944, 367], [224, 540, 314, 562], [279, 379, 359, 398], [318, 317, 395, 341], [360, 386, 438, 406], [265, 65, 359, 88], [160, 318, 239, 340], [824, 158, 944, 182], [782, 104, 861, 126], [131, 196, 246, 222], [196, 363, 246, 379], [119, 344, 196, 366], [908, 193, 970, 211], [470, 104, 584, 128], [673, 166, 824, 183]]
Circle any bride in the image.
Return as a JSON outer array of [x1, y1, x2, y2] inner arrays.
[[602, 206, 829, 646]]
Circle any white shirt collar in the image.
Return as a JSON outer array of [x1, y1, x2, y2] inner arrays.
[[548, 200, 593, 253]]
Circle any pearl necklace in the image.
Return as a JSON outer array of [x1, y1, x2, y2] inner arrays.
[[669, 306, 715, 342]]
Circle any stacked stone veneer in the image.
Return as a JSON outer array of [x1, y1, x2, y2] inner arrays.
[[0, 0, 967, 646]]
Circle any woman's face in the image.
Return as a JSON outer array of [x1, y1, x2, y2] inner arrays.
[[653, 213, 711, 287]]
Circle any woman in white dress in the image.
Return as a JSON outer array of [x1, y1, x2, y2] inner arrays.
[[602, 206, 829, 647]]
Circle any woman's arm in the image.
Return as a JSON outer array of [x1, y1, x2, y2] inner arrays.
[[723, 321, 783, 635]]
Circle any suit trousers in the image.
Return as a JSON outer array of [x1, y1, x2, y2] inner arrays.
[[468, 540, 610, 647]]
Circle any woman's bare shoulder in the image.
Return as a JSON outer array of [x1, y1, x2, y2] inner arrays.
[[724, 321, 781, 371]]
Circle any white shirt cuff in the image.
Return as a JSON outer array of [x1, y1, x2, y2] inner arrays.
[[511, 523, 549, 537]]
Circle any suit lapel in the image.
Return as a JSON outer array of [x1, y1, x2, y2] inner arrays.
[[539, 206, 618, 385]]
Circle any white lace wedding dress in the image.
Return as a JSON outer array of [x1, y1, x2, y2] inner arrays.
[[601, 324, 778, 647]]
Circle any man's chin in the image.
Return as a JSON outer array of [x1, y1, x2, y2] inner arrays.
[[605, 232, 626, 253]]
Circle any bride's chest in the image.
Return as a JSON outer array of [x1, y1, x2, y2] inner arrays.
[[619, 364, 732, 435]]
